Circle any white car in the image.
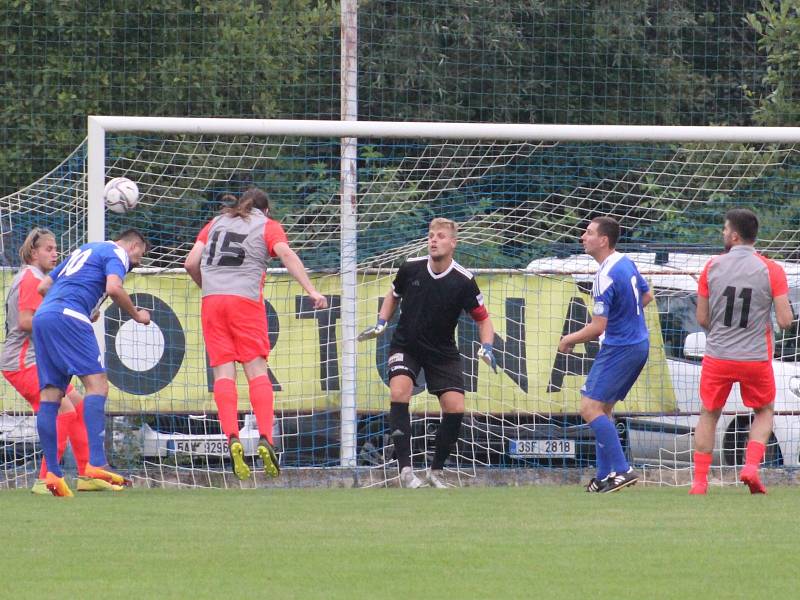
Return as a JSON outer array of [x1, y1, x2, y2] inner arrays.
[[526, 252, 800, 467]]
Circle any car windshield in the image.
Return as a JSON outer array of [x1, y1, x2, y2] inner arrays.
[[656, 288, 800, 362], [774, 288, 800, 362], [655, 291, 702, 360]]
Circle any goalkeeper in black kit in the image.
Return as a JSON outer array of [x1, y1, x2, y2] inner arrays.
[[358, 218, 498, 488]]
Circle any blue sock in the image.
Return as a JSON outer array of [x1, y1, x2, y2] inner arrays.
[[589, 415, 629, 475], [37, 402, 62, 478], [83, 394, 108, 466], [595, 439, 611, 480]]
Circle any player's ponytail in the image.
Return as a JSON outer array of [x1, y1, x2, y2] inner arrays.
[[221, 187, 271, 219], [19, 227, 55, 265]]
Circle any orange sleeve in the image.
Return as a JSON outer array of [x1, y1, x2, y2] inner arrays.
[[263, 219, 289, 258], [18, 270, 43, 313], [196, 220, 213, 244], [767, 260, 789, 297], [697, 259, 712, 298]]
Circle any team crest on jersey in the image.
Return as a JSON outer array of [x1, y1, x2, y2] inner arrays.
[[388, 352, 403, 364], [412, 280, 420, 286], [593, 301, 606, 316]]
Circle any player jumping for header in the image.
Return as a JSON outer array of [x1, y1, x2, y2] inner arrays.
[[185, 187, 327, 481]]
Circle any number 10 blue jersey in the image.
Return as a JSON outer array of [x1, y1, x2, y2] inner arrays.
[[37, 241, 129, 319]]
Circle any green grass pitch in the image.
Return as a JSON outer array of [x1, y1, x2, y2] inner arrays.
[[4, 485, 799, 599]]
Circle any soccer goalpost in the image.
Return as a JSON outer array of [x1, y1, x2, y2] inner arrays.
[[2, 116, 800, 489]]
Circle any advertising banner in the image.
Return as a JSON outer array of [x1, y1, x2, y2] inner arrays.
[[0, 271, 675, 414]]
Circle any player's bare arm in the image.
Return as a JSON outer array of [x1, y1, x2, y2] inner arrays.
[[476, 316, 498, 372], [477, 316, 495, 346], [378, 288, 398, 322], [774, 294, 793, 330], [16, 308, 34, 333], [273, 242, 328, 309], [641, 290, 654, 307], [558, 315, 608, 354], [106, 274, 150, 324], [36, 275, 53, 297], [696, 295, 710, 330], [357, 288, 396, 341], [184, 240, 205, 288]]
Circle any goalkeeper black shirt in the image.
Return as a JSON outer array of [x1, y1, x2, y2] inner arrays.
[[390, 256, 488, 361]]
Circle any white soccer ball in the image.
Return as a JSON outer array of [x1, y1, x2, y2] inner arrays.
[[104, 177, 140, 214]]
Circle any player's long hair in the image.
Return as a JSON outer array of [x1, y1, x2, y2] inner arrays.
[[221, 187, 271, 219], [19, 227, 55, 265]]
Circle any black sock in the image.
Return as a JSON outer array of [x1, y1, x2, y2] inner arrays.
[[432, 412, 464, 470], [389, 402, 412, 471]]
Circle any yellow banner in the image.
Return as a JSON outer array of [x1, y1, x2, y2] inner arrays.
[[0, 271, 676, 414]]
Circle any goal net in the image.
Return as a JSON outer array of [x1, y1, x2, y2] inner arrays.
[[2, 118, 800, 489]]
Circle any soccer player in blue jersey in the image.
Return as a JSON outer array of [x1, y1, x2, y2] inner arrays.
[[32, 229, 150, 496], [558, 217, 653, 493]]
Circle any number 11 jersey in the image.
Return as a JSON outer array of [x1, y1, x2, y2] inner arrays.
[[698, 245, 788, 361], [197, 209, 288, 301]]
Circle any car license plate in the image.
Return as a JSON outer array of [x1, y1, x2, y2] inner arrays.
[[509, 439, 575, 458], [170, 439, 229, 455]]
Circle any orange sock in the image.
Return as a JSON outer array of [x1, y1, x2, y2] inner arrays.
[[214, 378, 240, 441], [56, 411, 74, 462], [249, 375, 274, 444], [692, 451, 712, 487], [69, 401, 89, 476], [744, 440, 766, 468]]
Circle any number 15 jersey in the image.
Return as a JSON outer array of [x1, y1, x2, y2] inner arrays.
[[197, 209, 288, 301], [698, 245, 788, 361]]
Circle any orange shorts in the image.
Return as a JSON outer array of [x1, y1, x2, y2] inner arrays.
[[201, 295, 270, 367], [2, 364, 75, 412], [699, 356, 775, 411]]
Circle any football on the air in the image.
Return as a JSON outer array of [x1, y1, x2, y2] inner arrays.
[[104, 177, 140, 214]]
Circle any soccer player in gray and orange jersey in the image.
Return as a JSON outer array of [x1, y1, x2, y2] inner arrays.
[[185, 187, 327, 481], [691, 209, 793, 495], [1, 228, 121, 493]]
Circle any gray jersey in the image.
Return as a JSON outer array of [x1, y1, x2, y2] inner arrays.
[[699, 245, 788, 361], [1, 265, 45, 371], [198, 209, 288, 301]]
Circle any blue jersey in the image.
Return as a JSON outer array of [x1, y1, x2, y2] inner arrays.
[[38, 241, 129, 318], [591, 252, 649, 346]]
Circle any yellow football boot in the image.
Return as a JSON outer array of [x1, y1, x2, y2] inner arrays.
[[77, 476, 125, 492], [31, 479, 51, 495], [257, 437, 281, 478], [85, 464, 132, 487], [229, 437, 251, 480], [44, 472, 74, 497]]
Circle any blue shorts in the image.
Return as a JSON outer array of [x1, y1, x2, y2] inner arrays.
[[581, 339, 649, 403], [32, 309, 105, 391]]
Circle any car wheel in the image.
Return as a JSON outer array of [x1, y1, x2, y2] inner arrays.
[[722, 416, 782, 467], [357, 418, 393, 467]]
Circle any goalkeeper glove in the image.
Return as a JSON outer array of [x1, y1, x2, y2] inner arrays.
[[357, 318, 387, 342], [477, 343, 497, 373]]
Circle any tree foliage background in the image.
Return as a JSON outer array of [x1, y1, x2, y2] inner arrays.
[[1, 0, 799, 260]]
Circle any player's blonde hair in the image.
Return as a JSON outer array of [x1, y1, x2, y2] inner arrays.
[[429, 217, 458, 238], [19, 227, 55, 265]]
